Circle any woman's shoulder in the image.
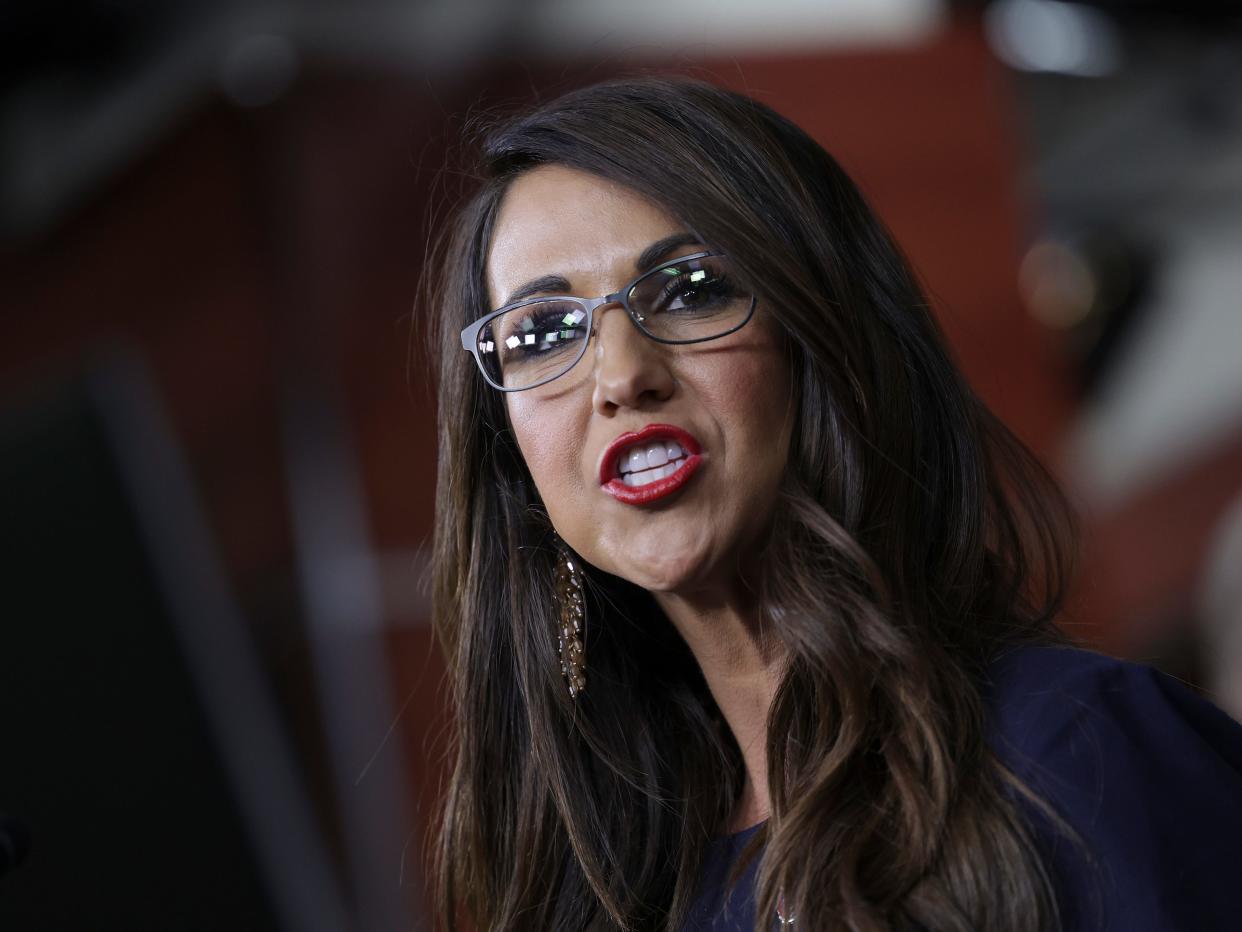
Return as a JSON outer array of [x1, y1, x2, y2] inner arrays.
[[981, 642, 1242, 822], [982, 643, 1242, 769], [982, 643, 1242, 930]]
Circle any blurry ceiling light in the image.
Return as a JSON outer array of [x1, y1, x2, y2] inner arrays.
[[219, 34, 300, 109], [1019, 239, 1097, 329], [984, 0, 1121, 77]]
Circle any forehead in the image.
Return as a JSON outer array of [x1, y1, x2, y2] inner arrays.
[[486, 165, 683, 306]]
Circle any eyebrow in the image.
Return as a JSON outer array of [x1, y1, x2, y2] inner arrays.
[[636, 232, 703, 274], [502, 274, 571, 307], [499, 231, 704, 307]]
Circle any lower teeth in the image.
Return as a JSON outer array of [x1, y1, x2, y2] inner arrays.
[[623, 457, 686, 487]]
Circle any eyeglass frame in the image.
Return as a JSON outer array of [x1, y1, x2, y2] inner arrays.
[[459, 250, 757, 393]]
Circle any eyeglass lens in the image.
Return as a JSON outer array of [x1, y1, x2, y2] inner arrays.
[[473, 254, 751, 390]]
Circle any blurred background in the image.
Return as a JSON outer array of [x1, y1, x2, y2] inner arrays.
[[2, 0, 1240, 928]]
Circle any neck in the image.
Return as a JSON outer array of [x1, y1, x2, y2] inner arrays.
[[653, 585, 785, 834]]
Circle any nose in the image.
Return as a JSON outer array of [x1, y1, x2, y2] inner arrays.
[[590, 304, 675, 416]]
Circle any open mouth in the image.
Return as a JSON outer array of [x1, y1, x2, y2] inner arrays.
[[618, 439, 689, 487], [599, 424, 703, 505]]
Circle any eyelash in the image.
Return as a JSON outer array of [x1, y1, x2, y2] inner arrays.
[[654, 272, 738, 308]]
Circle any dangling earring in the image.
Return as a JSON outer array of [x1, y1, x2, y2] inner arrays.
[[775, 891, 797, 926], [554, 537, 587, 698]]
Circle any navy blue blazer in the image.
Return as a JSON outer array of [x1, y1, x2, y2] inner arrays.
[[682, 645, 1242, 931]]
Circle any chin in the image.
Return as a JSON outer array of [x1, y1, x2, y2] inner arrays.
[[616, 562, 699, 595], [597, 536, 715, 595]]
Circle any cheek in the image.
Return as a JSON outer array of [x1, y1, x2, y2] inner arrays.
[[505, 394, 586, 502], [739, 373, 792, 480], [688, 345, 793, 480]]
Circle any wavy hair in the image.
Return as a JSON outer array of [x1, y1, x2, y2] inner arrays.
[[427, 75, 1078, 931]]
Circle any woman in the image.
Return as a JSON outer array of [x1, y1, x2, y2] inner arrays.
[[427, 76, 1242, 931]]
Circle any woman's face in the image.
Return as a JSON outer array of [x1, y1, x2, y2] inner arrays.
[[487, 165, 794, 598]]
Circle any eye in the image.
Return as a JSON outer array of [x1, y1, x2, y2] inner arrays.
[[494, 303, 588, 364], [651, 269, 739, 314]]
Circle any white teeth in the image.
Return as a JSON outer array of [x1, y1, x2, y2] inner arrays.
[[618, 439, 689, 475], [621, 456, 686, 487]]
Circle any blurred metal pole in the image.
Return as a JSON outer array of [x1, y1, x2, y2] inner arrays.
[[279, 360, 423, 932], [240, 70, 426, 931]]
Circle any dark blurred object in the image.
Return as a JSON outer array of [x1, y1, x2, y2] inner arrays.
[[959, 0, 1242, 27], [0, 815, 32, 881], [0, 353, 349, 930], [0, 0, 507, 240], [992, 0, 1241, 414], [1063, 0, 1240, 25], [0, 0, 180, 96], [0, 0, 209, 238], [1019, 229, 1156, 398]]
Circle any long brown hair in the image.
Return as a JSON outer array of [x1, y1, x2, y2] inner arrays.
[[427, 75, 1077, 931]]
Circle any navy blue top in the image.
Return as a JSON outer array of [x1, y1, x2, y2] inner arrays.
[[681, 645, 1242, 930]]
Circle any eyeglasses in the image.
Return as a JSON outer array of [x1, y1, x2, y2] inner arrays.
[[459, 251, 756, 392]]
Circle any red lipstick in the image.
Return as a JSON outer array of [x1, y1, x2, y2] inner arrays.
[[599, 423, 703, 506]]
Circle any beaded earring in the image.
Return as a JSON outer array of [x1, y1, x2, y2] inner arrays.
[[554, 538, 587, 698], [776, 891, 797, 926]]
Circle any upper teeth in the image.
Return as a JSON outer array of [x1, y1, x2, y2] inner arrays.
[[618, 440, 687, 486]]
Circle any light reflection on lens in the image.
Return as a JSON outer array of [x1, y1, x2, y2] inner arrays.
[[470, 253, 755, 391]]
